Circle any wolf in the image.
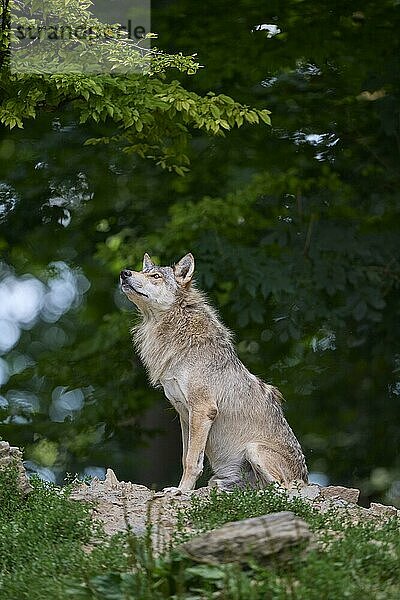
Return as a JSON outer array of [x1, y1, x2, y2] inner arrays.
[[120, 253, 308, 494]]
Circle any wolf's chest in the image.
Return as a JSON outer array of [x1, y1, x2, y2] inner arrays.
[[160, 376, 189, 418]]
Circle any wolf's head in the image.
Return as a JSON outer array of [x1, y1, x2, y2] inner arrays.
[[120, 253, 195, 312]]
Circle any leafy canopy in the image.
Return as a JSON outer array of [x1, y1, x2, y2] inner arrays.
[[0, 0, 270, 172]]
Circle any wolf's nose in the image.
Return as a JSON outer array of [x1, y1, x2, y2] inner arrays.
[[120, 269, 132, 279]]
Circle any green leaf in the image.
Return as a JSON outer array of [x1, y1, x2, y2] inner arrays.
[[185, 565, 225, 581]]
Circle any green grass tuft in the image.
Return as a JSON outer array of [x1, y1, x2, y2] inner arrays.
[[0, 464, 25, 520], [0, 469, 131, 599], [177, 485, 331, 535]]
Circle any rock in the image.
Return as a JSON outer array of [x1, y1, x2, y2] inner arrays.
[[288, 483, 360, 506], [320, 485, 360, 504], [103, 468, 120, 491], [369, 502, 398, 517], [179, 511, 313, 565], [67, 475, 399, 552], [329, 497, 350, 508], [288, 482, 321, 502], [70, 475, 200, 551], [0, 440, 32, 497], [70, 476, 155, 537]]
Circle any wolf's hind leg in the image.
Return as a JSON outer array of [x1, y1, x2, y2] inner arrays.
[[245, 443, 290, 487], [208, 458, 256, 491]]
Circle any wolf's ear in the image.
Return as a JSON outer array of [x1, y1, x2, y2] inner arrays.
[[143, 253, 154, 271], [174, 253, 195, 285]]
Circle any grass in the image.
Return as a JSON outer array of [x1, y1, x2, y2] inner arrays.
[[0, 467, 399, 599], [0, 466, 132, 599], [175, 487, 400, 599]]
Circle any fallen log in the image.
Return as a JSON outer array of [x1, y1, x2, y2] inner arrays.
[[180, 510, 313, 565]]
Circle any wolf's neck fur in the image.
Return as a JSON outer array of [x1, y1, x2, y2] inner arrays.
[[131, 285, 235, 386]]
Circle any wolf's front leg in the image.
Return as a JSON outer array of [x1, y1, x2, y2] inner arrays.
[[159, 416, 190, 497], [177, 401, 218, 492], [161, 395, 217, 496]]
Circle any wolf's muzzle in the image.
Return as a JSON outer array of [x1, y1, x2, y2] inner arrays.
[[120, 271, 148, 297]]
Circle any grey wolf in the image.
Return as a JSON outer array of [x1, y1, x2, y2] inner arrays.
[[120, 253, 308, 494]]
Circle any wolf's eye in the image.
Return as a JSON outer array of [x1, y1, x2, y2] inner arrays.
[[151, 273, 161, 279]]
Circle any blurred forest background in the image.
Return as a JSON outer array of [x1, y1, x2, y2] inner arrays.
[[0, 0, 399, 506]]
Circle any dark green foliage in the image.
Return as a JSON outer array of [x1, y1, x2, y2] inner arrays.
[[0, 1, 270, 170]]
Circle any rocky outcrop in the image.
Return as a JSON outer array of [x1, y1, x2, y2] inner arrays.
[[1, 440, 399, 562], [287, 480, 399, 522], [69, 470, 400, 556], [70, 468, 210, 551]]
